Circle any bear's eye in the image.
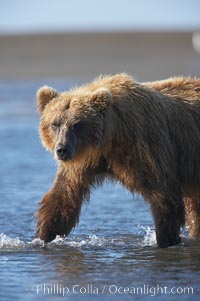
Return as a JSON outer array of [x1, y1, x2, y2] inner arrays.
[[66, 102, 70, 109], [51, 122, 59, 131]]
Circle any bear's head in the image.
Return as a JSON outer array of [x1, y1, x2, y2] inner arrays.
[[37, 86, 112, 164]]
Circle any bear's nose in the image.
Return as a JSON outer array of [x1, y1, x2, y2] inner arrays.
[[56, 143, 69, 160]]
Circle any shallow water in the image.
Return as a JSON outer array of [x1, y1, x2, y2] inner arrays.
[[0, 80, 200, 301]]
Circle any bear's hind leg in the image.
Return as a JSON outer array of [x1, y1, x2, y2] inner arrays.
[[185, 197, 200, 239], [150, 195, 185, 248]]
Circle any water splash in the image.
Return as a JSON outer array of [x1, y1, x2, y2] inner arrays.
[[137, 226, 157, 247], [28, 238, 45, 248], [48, 234, 108, 248], [1, 226, 189, 251], [140, 226, 191, 247], [0, 234, 111, 250], [0, 233, 25, 249]]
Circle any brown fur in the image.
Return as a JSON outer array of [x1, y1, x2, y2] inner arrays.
[[147, 77, 200, 240], [36, 73, 200, 247]]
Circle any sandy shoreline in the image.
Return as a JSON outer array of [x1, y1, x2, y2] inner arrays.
[[0, 32, 199, 81]]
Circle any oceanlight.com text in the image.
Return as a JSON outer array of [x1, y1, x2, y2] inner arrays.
[[26, 283, 194, 296]]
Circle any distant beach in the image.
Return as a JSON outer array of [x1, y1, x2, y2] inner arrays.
[[0, 32, 199, 82]]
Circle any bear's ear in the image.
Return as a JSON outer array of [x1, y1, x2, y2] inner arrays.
[[90, 88, 112, 111], [37, 86, 58, 113]]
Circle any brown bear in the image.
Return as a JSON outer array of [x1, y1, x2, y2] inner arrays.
[[36, 73, 200, 248]]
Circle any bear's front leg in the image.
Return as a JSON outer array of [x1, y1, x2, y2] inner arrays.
[[36, 167, 92, 243], [150, 197, 185, 248]]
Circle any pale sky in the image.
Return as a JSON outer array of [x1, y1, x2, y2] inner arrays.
[[0, 0, 200, 34]]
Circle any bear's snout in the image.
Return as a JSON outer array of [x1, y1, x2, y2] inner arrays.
[[55, 143, 74, 161], [55, 127, 77, 161]]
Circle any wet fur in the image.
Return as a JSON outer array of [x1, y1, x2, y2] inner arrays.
[[148, 77, 200, 240], [36, 74, 200, 247]]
